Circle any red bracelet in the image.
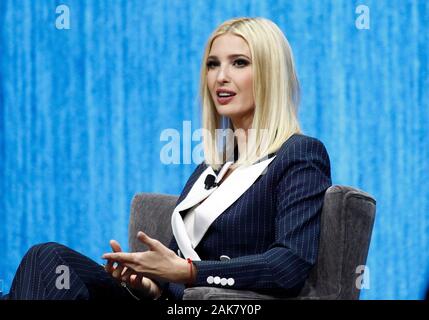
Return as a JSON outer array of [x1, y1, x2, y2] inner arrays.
[[186, 258, 194, 287]]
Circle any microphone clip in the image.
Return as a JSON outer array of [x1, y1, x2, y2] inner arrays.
[[204, 174, 218, 190]]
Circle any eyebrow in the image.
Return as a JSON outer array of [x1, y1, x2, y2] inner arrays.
[[207, 54, 251, 60]]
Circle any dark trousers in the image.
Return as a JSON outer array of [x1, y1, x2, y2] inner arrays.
[[4, 242, 150, 300]]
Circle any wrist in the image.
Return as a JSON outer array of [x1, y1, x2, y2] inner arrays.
[[176, 257, 197, 285], [185, 258, 197, 286]]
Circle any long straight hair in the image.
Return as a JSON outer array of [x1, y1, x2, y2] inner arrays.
[[200, 17, 301, 170]]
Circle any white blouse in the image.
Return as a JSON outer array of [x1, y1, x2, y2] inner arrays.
[[183, 161, 234, 245]]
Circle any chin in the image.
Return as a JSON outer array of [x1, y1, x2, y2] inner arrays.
[[216, 105, 253, 122], [216, 104, 239, 116]]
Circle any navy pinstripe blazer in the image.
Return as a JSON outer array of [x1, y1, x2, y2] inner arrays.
[[161, 133, 332, 300]]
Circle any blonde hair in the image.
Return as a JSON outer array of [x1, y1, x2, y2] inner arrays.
[[200, 17, 301, 170]]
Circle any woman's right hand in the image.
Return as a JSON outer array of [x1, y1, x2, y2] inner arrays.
[[104, 240, 161, 299]]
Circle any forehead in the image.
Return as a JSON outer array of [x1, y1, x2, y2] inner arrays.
[[209, 33, 251, 57]]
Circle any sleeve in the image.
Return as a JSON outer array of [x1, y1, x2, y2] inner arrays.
[[190, 137, 332, 294]]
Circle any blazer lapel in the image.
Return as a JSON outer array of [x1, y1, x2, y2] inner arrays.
[[192, 156, 276, 249], [171, 156, 276, 260], [171, 163, 228, 260], [174, 166, 217, 214]]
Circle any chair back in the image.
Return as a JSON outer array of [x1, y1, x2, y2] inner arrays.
[[128, 185, 376, 300]]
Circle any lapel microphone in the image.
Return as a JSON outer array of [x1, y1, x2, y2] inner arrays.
[[204, 174, 218, 190]]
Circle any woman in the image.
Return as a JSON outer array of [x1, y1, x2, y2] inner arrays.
[[4, 17, 331, 300]]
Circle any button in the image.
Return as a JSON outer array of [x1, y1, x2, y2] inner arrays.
[[227, 278, 235, 286], [214, 276, 221, 284], [220, 278, 228, 286], [219, 255, 231, 261], [207, 276, 214, 284]]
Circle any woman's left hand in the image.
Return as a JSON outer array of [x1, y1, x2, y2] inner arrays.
[[102, 231, 192, 284]]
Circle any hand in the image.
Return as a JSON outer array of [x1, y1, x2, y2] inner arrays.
[[104, 239, 161, 299], [104, 240, 126, 279], [102, 231, 195, 284]]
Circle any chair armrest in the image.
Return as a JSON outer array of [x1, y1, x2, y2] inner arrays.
[[183, 287, 280, 300], [183, 287, 339, 300]]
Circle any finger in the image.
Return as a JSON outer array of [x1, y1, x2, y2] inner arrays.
[[141, 277, 153, 291], [130, 274, 146, 291], [129, 274, 139, 287], [105, 239, 123, 272], [103, 257, 140, 275], [104, 261, 114, 273], [121, 267, 134, 282], [112, 264, 126, 279], [102, 252, 137, 264], [137, 231, 158, 250], [109, 239, 123, 253], [105, 259, 121, 274]]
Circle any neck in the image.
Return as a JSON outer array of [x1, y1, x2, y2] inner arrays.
[[230, 113, 254, 158]]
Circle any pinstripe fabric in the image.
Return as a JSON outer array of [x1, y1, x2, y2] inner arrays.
[[4, 133, 331, 300], [162, 134, 332, 300], [4, 242, 136, 300]]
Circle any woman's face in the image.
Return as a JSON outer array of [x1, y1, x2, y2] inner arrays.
[[206, 34, 255, 127]]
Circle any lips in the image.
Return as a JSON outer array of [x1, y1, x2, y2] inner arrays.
[[217, 95, 235, 105], [216, 88, 236, 105]]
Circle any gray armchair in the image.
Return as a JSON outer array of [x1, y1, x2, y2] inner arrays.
[[128, 185, 376, 300]]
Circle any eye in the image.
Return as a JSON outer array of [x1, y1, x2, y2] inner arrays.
[[233, 58, 250, 67], [206, 60, 219, 69]]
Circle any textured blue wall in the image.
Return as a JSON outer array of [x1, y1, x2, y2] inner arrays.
[[0, 0, 428, 299]]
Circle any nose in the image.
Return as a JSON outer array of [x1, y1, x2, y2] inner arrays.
[[216, 64, 230, 84]]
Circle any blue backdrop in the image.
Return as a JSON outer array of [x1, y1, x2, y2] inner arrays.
[[0, 0, 428, 299]]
